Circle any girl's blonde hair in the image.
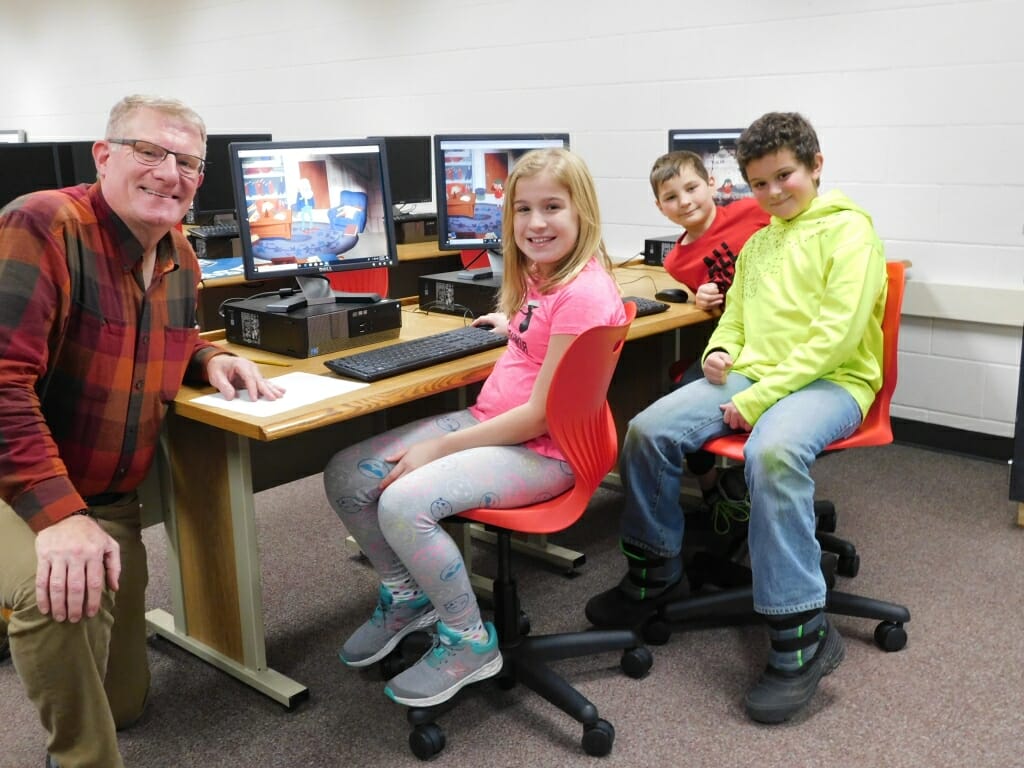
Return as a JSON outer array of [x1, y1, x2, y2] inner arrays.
[[497, 148, 613, 317]]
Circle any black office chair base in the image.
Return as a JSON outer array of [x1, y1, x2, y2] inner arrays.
[[641, 582, 910, 652], [399, 529, 653, 760], [646, 501, 910, 648]]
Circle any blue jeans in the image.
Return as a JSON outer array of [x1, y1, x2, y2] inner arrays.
[[619, 374, 863, 615]]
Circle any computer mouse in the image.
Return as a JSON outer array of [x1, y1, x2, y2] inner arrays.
[[654, 288, 689, 304], [474, 322, 495, 331]]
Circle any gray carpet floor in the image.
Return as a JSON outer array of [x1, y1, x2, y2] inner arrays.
[[2, 443, 1022, 767]]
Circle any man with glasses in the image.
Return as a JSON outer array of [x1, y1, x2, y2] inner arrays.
[[0, 94, 285, 768]]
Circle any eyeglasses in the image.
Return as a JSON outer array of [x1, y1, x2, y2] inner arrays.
[[107, 138, 206, 178]]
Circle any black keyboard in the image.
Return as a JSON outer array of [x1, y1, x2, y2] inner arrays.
[[623, 296, 670, 317], [324, 325, 508, 382], [188, 221, 240, 239]]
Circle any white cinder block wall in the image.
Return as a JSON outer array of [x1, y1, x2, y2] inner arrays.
[[2, 0, 1021, 437]]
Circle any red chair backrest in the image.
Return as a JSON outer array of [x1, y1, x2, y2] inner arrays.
[[703, 260, 905, 460], [826, 259, 905, 450], [460, 302, 637, 534], [327, 267, 389, 297]]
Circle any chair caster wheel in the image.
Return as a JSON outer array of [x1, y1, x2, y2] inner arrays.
[[837, 553, 860, 578], [518, 611, 531, 636], [497, 671, 517, 690], [641, 617, 671, 646], [379, 632, 432, 679], [581, 718, 615, 756], [621, 646, 653, 679], [815, 501, 837, 532], [874, 621, 907, 652], [379, 654, 405, 680], [409, 722, 445, 760]]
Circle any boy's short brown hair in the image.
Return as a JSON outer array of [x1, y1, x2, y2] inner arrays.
[[736, 112, 820, 183], [649, 150, 709, 198]]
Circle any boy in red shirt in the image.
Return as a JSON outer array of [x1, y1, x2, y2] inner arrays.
[[655, 150, 768, 311], [651, 150, 769, 503]]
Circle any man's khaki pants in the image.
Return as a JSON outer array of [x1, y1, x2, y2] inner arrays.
[[0, 494, 149, 768]]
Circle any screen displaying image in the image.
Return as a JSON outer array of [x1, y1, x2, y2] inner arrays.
[[668, 129, 750, 206], [229, 139, 397, 282], [434, 133, 569, 251]]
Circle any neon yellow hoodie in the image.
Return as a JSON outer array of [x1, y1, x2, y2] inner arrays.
[[703, 189, 887, 425]]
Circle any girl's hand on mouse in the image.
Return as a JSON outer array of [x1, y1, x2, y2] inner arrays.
[[473, 312, 509, 336], [695, 282, 723, 311]]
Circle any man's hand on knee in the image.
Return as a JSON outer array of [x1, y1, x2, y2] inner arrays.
[[35, 515, 121, 622]]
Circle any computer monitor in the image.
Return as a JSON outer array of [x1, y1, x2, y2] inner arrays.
[[433, 133, 570, 261], [378, 135, 432, 211], [0, 143, 63, 209], [228, 137, 398, 312], [53, 141, 99, 186], [193, 133, 273, 219], [667, 128, 750, 206]]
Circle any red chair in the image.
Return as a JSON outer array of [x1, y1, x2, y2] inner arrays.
[[644, 262, 911, 652], [402, 303, 652, 760]]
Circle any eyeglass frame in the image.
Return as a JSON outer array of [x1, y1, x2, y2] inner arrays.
[[106, 138, 206, 178]]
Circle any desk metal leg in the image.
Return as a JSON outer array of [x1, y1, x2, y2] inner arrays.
[[145, 418, 308, 708]]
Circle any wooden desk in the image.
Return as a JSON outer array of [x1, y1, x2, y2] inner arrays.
[[146, 264, 710, 706]]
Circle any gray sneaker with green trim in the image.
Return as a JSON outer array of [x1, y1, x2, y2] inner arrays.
[[340, 585, 438, 668], [384, 620, 502, 707]]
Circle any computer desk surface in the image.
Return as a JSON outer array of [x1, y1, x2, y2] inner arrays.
[[176, 263, 707, 442], [145, 261, 710, 707]]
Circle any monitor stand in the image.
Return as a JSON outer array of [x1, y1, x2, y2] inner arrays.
[[264, 275, 381, 313], [457, 250, 503, 281]]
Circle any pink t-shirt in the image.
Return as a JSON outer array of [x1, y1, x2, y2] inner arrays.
[[469, 258, 626, 461]]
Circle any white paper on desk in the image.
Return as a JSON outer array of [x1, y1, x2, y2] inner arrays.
[[190, 371, 368, 417]]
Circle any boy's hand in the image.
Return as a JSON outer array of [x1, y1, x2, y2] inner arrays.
[[703, 351, 733, 384], [694, 282, 724, 311], [720, 401, 752, 432]]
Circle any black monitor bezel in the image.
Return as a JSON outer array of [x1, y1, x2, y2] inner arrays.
[[228, 137, 398, 283], [193, 132, 273, 217], [0, 143, 64, 208], [53, 140, 98, 186], [377, 135, 433, 207], [433, 133, 570, 252]]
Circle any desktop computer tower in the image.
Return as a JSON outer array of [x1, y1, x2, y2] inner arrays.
[[418, 270, 501, 318], [222, 296, 402, 358], [643, 234, 678, 266]]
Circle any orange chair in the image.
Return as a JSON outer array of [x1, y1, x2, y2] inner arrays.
[[401, 303, 652, 760], [327, 267, 389, 299], [643, 261, 911, 652]]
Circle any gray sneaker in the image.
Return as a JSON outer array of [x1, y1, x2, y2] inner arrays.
[[384, 620, 502, 707], [340, 586, 438, 669]]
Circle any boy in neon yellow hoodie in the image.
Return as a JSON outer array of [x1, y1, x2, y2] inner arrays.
[[587, 112, 887, 724]]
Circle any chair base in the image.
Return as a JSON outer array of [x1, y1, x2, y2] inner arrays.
[[642, 502, 911, 651], [398, 529, 653, 760]]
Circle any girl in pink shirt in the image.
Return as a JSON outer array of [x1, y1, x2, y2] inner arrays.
[[324, 148, 625, 708]]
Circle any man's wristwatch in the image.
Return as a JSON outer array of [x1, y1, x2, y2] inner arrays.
[[70, 509, 92, 517]]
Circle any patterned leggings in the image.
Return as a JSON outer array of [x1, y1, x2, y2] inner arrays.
[[323, 410, 574, 630]]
